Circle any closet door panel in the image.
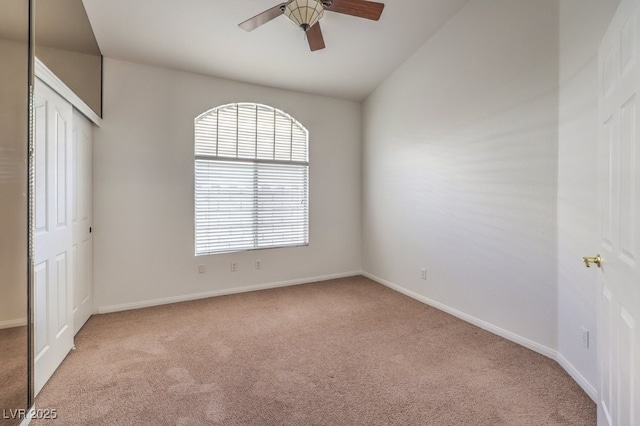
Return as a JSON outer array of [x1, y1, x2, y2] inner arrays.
[[72, 109, 93, 334], [34, 80, 74, 396]]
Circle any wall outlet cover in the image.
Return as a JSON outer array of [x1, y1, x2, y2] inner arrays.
[[581, 327, 590, 349]]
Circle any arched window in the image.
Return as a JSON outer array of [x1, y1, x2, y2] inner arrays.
[[194, 103, 309, 255]]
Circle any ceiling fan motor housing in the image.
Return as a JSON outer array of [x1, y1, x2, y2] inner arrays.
[[284, 0, 325, 31], [239, 0, 385, 51]]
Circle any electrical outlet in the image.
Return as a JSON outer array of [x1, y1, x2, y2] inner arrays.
[[230, 262, 237, 272], [255, 259, 261, 270], [581, 327, 590, 349], [421, 268, 427, 280], [198, 265, 206, 274]]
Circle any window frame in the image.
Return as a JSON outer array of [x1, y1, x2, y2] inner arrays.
[[194, 102, 310, 256]]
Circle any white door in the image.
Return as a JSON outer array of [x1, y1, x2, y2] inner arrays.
[[598, 0, 640, 424], [72, 109, 93, 334], [34, 81, 74, 396]]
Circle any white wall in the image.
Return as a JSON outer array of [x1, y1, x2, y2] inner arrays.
[[93, 58, 362, 311], [92, 1, 624, 402], [0, 38, 28, 327], [557, 0, 619, 395], [362, 1, 559, 353], [36, 45, 102, 116]]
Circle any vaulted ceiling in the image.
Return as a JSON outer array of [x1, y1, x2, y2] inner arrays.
[[82, 0, 469, 101]]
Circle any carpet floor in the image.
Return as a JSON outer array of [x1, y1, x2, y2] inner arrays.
[[33, 276, 595, 425], [0, 325, 28, 425]]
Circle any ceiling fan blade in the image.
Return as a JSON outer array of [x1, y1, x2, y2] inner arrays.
[[326, 0, 384, 21], [307, 22, 326, 51], [238, 3, 286, 32]]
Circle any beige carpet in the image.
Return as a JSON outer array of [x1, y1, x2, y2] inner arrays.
[[0, 325, 28, 425], [33, 276, 595, 425]]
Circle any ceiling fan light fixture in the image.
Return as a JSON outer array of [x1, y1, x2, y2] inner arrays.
[[284, 0, 324, 31]]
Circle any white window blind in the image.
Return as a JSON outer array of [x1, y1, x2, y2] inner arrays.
[[194, 103, 309, 255]]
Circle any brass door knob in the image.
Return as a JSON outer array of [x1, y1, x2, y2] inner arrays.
[[583, 254, 602, 268]]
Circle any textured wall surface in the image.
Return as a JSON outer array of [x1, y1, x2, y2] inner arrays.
[[93, 58, 362, 310], [0, 38, 28, 326], [363, 0, 560, 351]]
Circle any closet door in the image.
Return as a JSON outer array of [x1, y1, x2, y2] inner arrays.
[[72, 110, 93, 334], [33, 81, 74, 396]]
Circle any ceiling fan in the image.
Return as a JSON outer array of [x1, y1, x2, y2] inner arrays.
[[238, 0, 385, 52]]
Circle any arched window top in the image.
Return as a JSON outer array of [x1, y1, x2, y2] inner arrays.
[[194, 102, 309, 255], [195, 103, 308, 163]]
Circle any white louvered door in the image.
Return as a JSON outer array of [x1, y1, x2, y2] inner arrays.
[[598, 0, 640, 424]]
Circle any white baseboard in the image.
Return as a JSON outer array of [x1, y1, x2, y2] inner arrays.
[[362, 271, 598, 402], [362, 272, 556, 358], [95, 269, 598, 403], [19, 406, 34, 426], [97, 271, 362, 314], [0, 318, 27, 329], [556, 353, 598, 402]]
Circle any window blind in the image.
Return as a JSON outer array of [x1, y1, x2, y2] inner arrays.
[[194, 103, 309, 255]]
